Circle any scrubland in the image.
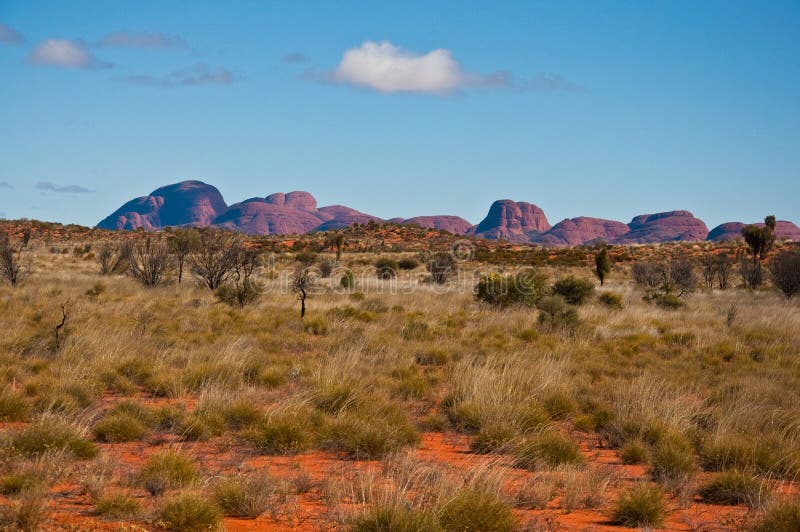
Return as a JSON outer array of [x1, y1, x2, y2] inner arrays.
[[1, 234, 799, 531]]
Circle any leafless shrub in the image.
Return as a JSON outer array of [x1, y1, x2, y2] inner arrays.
[[740, 257, 763, 289], [715, 253, 733, 289], [633, 257, 696, 297], [291, 264, 318, 318], [215, 246, 263, 308], [189, 230, 239, 290], [768, 249, 800, 298], [428, 252, 456, 284], [97, 241, 132, 275], [129, 238, 172, 287], [0, 230, 30, 287], [168, 228, 200, 284], [631, 262, 662, 288]]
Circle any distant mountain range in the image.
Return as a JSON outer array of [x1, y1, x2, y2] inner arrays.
[[97, 180, 800, 245]]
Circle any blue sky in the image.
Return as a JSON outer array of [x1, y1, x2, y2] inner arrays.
[[1, 0, 798, 229]]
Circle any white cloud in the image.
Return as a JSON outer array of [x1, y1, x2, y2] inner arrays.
[[323, 40, 583, 96], [0, 23, 24, 44], [97, 31, 186, 49], [331, 41, 464, 94], [27, 39, 111, 69]]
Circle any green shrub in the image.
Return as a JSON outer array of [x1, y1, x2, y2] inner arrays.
[[398, 257, 420, 270], [438, 489, 516, 532], [543, 391, 577, 420], [242, 410, 316, 455], [340, 269, 355, 289], [698, 470, 760, 505], [136, 450, 199, 496], [552, 275, 595, 305], [598, 291, 623, 309], [620, 440, 650, 465], [156, 492, 221, 532], [94, 493, 140, 519], [12, 418, 98, 459], [214, 475, 275, 518], [514, 432, 585, 470], [470, 423, 516, 454], [1, 487, 48, 531], [650, 435, 697, 483], [214, 281, 261, 308], [755, 499, 800, 532], [475, 269, 547, 308], [612, 484, 665, 527], [375, 258, 398, 279], [536, 295, 580, 330], [93, 412, 148, 443], [351, 504, 441, 532], [0, 473, 42, 496], [321, 406, 418, 459], [0, 388, 29, 422]]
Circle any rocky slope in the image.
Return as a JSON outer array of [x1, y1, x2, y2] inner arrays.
[[97, 180, 797, 245]]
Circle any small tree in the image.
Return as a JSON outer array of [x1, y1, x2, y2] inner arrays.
[[189, 231, 239, 290], [715, 253, 733, 290], [129, 238, 172, 287], [169, 228, 200, 284], [0, 230, 29, 287], [553, 276, 595, 305], [768, 249, 800, 298], [215, 246, 262, 307], [334, 234, 345, 261], [700, 254, 716, 289], [741, 215, 776, 289], [291, 264, 317, 318], [428, 252, 456, 284], [594, 248, 611, 286]]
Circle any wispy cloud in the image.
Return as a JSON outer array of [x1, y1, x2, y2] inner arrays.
[[97, 31, 187, 49], [318, 40, 582, 95], [27, 39, 112, 69], [119, 63, 239, 88], [282, 52, 309, 64], [0, 23, 24, 45], [36, 181, 94, 194], [0, 181, 12, 189]]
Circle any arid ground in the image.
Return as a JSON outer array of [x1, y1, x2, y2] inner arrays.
[[1, 223, 799, 531]]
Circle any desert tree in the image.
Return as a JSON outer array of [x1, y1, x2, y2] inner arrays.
[[700, 254, 716, 289], [129, 238, 173, 287], [768, 249, 800, 298], [97, 241, 133, 275], [715, 253, 733, 290], [189, 230, 239, 290], [428, 252, 456, 284], [633, 256, 696, 299], [215, 245, 263, 307], [0, 230, 30, 287], [334, 233, 345, 261], [741, 215, 776, 288], [595, 247, 612, 286], [168, 228, 200, 284], [291, 263, 317, 318], [631, 261, 663, 289]]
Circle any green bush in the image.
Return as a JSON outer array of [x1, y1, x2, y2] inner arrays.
[[612, 484, 665, 527], [214, 280, 261, 308], [351, 504, 441, 532], [536, 295, 580, 330], [156, 492, 221, 532], [93, 493, 140, 519], [375, 258, 398, 279], [650, 434, 697, 483], [543, 391, 577, 420], [475, 269, 547, 308], [320, 406, 418, 459], [620, 440, 650, 465], [214, 475, 275, 518], [755, 499, 800, 532], [552, 276, 595, 305], [698, 470, 760, 505], [242, 410, 316, 455], [93, 412, 148, 443], [398, 257, 420, 270], [136, 450, 199, 496], [0, 473, 43, 496], [514, 432, 585, 470], [598, 291, 623, 309], [0, 388, 29, 422], [12, 418, 98, 459], [438, 489, 516, 532], [470, 423, 516, 454], [340, 269, 355, 289]]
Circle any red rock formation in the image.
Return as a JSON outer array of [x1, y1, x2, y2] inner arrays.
[[470, 200, 550, 242], [617, 210, 708, 244], [534, 217, 630, 246], [707, 220, 800, 242], [402, 216, 472, 234], [97, 181, 226, 230]]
